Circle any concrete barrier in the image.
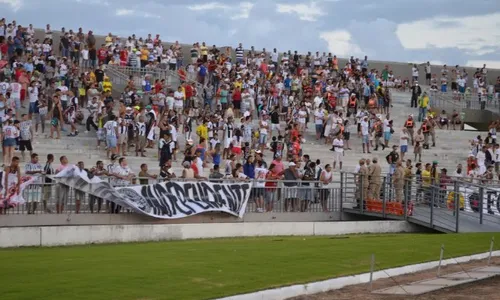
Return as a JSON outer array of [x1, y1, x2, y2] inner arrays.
[[0, 221, 419, 248]]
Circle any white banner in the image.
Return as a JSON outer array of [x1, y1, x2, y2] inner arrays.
[[0, 171, 36, 209], [54, 166, 252, 219]]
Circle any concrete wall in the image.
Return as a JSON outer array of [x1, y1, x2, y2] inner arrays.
[[0, 220, 419, 248], [0, 211, 364, 227]]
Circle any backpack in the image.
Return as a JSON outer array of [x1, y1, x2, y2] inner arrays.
[[386, 153, 392, 164]]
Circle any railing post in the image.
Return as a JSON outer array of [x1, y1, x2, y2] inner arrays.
[[479, 187, 484, 225], [404, 179, 409, 220], [488, 237, 495, 265], [454, 181, 460, 233], [382, 176, 386, 218], [340, 172, 345, 213], [430, 187, 434, 227]]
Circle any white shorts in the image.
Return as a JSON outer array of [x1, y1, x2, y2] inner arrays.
[[174, 100, 183, 109], [272, 123, 281, 132], [224, 138, 232, 149], [333, 151, 343, 163], [118, 134, 128, 145]]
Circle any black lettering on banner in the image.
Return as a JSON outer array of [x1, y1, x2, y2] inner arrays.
[[220, 185, 237, 212], [63, 168, 253, 218]]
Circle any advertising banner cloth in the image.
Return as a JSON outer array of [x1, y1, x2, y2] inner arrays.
[[0, 171, 36, 208], [54, 166, 252, 219]]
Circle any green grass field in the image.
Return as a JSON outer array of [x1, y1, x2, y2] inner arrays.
[[1, 233, 499, 300]]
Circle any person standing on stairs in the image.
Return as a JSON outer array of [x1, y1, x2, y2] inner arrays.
[[410, 81, 422, 108]]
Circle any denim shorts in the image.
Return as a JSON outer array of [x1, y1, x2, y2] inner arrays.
[[384, 132, 391, 141], [3, 138, 17, 147], [259, 133, 267, 145], [362, 134, 369, 144], [315, 124, 323, 134], [400, 145, 408, 153], [106, 136, 117, 148], [29, 102, 37, 114]]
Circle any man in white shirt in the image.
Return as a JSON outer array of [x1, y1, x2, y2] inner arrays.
[[494, 144, 500, 174], [361, 116, 370, 153], [400, 128, 409, 160], [103, 114, 119, 159], [332, 134, 344, 170], [0, 79, 9, 96], [28, 82, 39, 117]]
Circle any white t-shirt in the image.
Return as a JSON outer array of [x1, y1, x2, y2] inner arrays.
[[104, 120, 118, 137], [314, 110, 324, 125], [399, 132, 409, 146], [59, 64, 68, 77], [332, 138, 344, 153], [412, 67, 418, 77], [81, 49, 89, 60], [0, 82, 9, 95], [28, 86, 39, 103], [313, 96, 323, 109], [58, 85, 68, 102], [457, 78, 466, 88], [298, 110, 307, 124], [495, 149, 500, 162], [3, 125, 18, 139], [260, 120, 268, 135], [383, 119, 391, 132], [166, 96, 175, 110], [361, 120, 369, 136], [476, 151, 486, 167], [10, 82, 21, 99]]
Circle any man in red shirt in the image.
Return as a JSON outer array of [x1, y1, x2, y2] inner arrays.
[[184, 82, 193, 108], [97, 44, 107, 65]]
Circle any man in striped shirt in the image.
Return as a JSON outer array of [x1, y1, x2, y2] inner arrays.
[[24, 153, 44, 214], [235, 43, 244, 64]]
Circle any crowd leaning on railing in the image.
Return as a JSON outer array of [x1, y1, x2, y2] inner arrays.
[[0, 17, 500, 216]]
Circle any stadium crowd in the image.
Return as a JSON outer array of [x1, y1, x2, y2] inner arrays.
[[1, 17, 500, 214]]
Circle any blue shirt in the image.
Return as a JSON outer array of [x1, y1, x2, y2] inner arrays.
[[284, 78, 291, 88], [363, 85, 371, 96], [243, 163, 255, 179]]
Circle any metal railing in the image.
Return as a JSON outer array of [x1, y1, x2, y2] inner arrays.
[[346, 172, 500, 233], [4, 173, 500, 234], [2, 177, 342, 215], [430, 91, 500, 113]]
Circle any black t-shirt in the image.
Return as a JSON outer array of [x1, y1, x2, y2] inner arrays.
[[95, 69, 105, 83], [270, 110, 280, 124], [388, 151, 399, 164]]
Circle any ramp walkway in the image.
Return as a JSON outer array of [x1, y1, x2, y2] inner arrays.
[[373, 266, 500, 295], [342, 175, 500, 233]]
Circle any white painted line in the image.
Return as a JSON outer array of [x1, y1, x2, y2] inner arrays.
[[217, 250, 500, 300]]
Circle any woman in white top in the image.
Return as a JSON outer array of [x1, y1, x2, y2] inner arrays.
[[2, 120, 19, 165], [231, 129, 243, 161], [319, 164, 333, 212]]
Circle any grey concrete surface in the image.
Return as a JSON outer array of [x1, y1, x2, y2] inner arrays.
[[373, 266, 500, 295]]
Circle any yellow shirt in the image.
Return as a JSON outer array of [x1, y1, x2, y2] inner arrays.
[[89, 72, 96, 83], [105, 36, 113, 46], [140, 49, 149, 61], [422, 170, 431, 187], [234, 81, 243, 90], [419, 95, 429, 108], [102, 81, 112, 93], [200, 46, 208, 56], [181, 87, 186, 100], [196, 124, 208, 140]]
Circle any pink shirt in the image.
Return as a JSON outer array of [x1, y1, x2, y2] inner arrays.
[[271, 160, 284, 174], [56, 164, 68, 173]]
